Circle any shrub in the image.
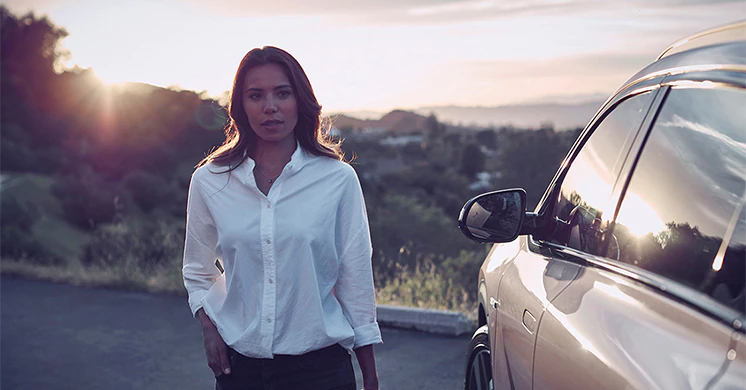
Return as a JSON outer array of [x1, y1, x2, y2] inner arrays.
[[0, 194, 40, 231], [122, 170, 184, 215], [0, 225, 62, 265], [51, 166, 121, 230], [81, 218, 184, 273]]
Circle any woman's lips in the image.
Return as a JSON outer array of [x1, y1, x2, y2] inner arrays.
[[261, 119, 282, 126]]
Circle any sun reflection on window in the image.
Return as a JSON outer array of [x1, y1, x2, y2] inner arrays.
[[614, 191, 666, 238]]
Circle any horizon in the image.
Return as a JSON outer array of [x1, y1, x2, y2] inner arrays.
[[5, 0, 743, 113]]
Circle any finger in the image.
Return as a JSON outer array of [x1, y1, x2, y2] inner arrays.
[[207, 346, 222, 377], [218, 345, 231, 375]]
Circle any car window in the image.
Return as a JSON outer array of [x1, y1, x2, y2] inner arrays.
[[609, 87, 746, 314], [548, 92, 652, 255]]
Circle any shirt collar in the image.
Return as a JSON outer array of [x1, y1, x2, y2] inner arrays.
[[241, 140, 310, 184]]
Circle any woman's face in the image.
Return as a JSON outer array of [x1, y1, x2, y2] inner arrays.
[[242, 63, 299, 149]]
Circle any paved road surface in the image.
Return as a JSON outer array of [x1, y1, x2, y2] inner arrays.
[[1, 277, 471, 389]]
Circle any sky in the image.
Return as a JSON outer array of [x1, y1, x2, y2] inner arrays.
[[5, 0, 745, 113]]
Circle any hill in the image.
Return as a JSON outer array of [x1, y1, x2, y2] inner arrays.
[[333, 100, 604, 132], [414, 101, 603, 130], [331, 110, 430, 134]]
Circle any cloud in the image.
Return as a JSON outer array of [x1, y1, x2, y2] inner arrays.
[[185, 0, 591, 25], [405, 51, 655, 107], [188, 0, 742, 24], [467, 52, 654, 78]]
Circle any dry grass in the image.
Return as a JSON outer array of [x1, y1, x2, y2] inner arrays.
[[2, 251, 482, 320], [0, 257, 186, 295], [375, 261, 478, 321]]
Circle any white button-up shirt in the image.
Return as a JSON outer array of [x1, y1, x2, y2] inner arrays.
[[182, 145, 382, 358]]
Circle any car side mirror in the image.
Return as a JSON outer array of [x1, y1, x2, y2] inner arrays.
[[458, 189, 527, 243]]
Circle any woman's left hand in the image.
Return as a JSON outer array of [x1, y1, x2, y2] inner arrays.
[[354, 344, 379, 390]]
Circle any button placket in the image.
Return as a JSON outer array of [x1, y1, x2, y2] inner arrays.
[[259, 195, 277, 356]]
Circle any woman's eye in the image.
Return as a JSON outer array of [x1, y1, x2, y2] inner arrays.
[[248, 93, 261, 101], [277, 90, 291, 99]]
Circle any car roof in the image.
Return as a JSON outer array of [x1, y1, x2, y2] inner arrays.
[[657, 20, 746, 60], [614, 20, 746, 98]]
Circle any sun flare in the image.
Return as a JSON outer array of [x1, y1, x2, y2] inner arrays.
[[615, 191, 666, 237]]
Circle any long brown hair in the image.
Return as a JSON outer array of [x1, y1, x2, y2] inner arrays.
[[198, 46, 343, 171]]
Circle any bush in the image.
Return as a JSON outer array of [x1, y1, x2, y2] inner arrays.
[[0, 193, 62, 264], [51, 166, 121, 230], [82, 218, 184, 273], [368, 194, 478, 279], [122, 170, 184, 216], [0, 225, 62, 265], [0, 194, 40, 231]]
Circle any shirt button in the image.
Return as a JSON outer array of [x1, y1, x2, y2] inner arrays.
[[269, 279, 273, 284], [266, 203, 271, 209], [266, 239, 271, 245], [267, 318, 272, 323]]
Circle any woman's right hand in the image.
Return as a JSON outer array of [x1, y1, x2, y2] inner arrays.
[[196, 308, 231, 377]]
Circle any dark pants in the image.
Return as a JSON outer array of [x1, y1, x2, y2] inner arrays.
[[215, 344, 356, 390]]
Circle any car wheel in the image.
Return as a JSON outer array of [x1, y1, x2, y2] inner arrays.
[[465, 325, 493, 390]]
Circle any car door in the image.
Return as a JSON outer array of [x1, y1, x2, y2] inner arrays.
[[491, 88, 657, 389], [532, 83, 746, 389]]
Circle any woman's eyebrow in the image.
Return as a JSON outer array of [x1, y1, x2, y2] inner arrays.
[[245, 84, 292, 93]]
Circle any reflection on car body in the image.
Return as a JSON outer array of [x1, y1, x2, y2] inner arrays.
[[459, 21, 746, 390]]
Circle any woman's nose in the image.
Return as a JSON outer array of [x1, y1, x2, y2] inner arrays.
[[263, 97, 278, 114]]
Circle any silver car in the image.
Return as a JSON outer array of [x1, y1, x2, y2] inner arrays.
[[458, 21, 746, 390]]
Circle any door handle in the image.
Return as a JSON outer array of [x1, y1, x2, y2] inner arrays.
[[490, 297, 499, 308], [522, 309, 537, 334]]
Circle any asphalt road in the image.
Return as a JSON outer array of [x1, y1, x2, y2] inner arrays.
[[1, 277, 471, 390]]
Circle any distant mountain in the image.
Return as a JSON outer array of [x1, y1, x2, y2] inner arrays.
[[331, 109, 430, 134], [414, 100, 605, 130], [331, 99, 607, 133]]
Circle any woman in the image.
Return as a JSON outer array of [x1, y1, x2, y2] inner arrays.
[[182, 46, 381, 390]]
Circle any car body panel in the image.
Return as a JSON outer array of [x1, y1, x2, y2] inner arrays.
[[478, 239, 521, 387], [712, 332, 746, 389], [492, 238, 581, 389], [533, 256, 734, 389]]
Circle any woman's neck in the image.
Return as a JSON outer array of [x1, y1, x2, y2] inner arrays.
[[251, 138, 296, 174]]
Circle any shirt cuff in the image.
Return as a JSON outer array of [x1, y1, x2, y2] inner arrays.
[[188, 290, 209, 318], [352, 322, 383, 349]]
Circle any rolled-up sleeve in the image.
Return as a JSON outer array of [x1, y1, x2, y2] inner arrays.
[[334, 167, 383, 349], [182, 169, 220, 317]]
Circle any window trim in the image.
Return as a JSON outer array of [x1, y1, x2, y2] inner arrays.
[[531, 77, 746, 331], [534, 79, 666, 216], [532, 235, 746, 332], [534, 86, 665, 245]]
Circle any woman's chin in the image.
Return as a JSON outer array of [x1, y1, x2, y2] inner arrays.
[[255, 132, 296, 146]]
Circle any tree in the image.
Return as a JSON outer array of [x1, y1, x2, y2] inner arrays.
[[425, 113, 445, 144], [459, 143, 485, 178], [475, 129, 497, 150], [1, 6, 70, 115]]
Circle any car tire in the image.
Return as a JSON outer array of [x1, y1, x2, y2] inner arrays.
[[465, 325, 493, 390]]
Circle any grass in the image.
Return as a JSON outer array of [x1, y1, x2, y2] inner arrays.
[[1, 256, 187, 295], [376, 263, 473, 313], [2, 254, 479, 319]]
